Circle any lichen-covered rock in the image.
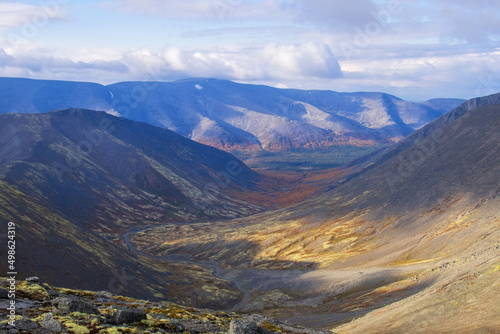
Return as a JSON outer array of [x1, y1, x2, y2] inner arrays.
[[148, 313, 186, 331], [228, 319, 260, 334], [96, 291, 113, 299], [1, 277, 328, 334], [16, 281, 50, 301], [108, 308, 147, 325], [64, 322, 90, 334], [169, 318, 186, 332], [43, 312, 63, 332], [174, 319, 222, 333], [52, 297, 99, 315]]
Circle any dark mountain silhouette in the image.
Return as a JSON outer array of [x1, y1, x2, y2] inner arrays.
[[0, 108, 273, 305], [0, 108, 262, 232]]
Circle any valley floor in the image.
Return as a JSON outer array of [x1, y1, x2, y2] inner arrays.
[[122, 222, 500, 333]]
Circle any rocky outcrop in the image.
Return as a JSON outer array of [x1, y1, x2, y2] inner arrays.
[[0, 278, 333, 334]]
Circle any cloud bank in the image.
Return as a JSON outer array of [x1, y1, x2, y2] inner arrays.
[[0, 42, 342, 84], [0, 1, 499, 100]]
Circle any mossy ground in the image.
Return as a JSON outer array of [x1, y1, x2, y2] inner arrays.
[[0, 278, 330, 334], [0, 278, 242, 334]]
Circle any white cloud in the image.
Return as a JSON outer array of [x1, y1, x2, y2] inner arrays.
[[337, 49, 500, 100], [104, 0, 229, 19], [119, 43, 342, 82], [105, 0, 290, 20], [289, 0, 379, 29], [379, 1, 500, 46], [0, 1, 68, 30], [259, 42, 341, 79], [0, 42, 342, 84], [1, 0, 500, 101], [0, 46, 129, 81]]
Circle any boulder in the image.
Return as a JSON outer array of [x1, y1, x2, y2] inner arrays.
[[51, 297, 99, 315], [169, 319, 186, 332], [109, 308, 147, 325], [43, 312, 63, 333], [228, 319, 262, 334], [25, 277, 40, 284]]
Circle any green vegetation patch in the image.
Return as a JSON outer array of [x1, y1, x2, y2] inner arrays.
[[237, 145, 386, 171]]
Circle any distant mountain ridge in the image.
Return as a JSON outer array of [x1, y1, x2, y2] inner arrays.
[[0, 77, 464, 153]]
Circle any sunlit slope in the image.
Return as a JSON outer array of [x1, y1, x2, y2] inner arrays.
[[134, 99, 499, 268], [131, 96, 500, 331]]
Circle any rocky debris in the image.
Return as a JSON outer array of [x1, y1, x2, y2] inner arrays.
[[42, 313, 63, 332], [175, 318, 223, 333], [52, 296, 100, 315], [0, 278, 332, 334], [108, 308, 147, 325], [148, 313, 186, 331]]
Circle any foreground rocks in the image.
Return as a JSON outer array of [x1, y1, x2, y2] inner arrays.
[[0, 278, 333, 334]]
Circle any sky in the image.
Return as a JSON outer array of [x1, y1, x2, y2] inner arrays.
[[0, 0, 499, 101]]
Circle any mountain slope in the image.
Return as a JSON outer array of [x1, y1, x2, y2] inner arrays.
[[129, 94, 500, 331], [0, 108, 262, 231], [0, 108, 277, 307], [0, 180, 248, 308], [0, 180, 170, 301], [108, 79, 463, 152], [0, 77, 464, 154]]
